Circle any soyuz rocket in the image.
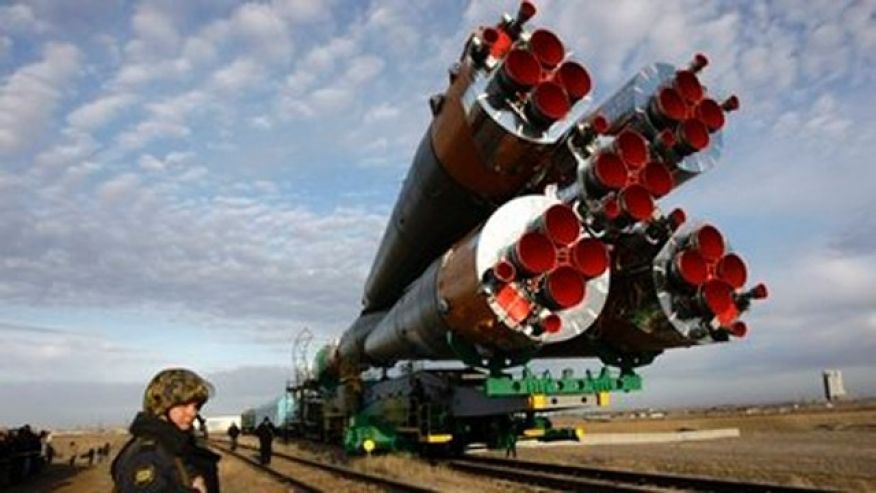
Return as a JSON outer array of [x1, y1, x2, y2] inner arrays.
[[317, 1, 768, 381]]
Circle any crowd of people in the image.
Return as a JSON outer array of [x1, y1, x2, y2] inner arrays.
[[0, 424, 50, 487]]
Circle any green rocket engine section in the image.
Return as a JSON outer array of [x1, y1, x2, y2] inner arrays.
[[296, 1, 768, 455]]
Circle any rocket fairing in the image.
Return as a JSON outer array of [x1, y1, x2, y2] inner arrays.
[[326, 1, 766, 379]]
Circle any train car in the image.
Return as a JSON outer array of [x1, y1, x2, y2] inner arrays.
[[241, 392, 296, 434]]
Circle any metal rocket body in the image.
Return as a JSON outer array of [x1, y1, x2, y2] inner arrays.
[[324, 1, 767, 380]]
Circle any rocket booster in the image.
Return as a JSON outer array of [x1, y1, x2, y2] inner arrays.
[[323, 1, 765, 379]]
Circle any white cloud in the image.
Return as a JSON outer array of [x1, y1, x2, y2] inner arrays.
[[138, 151, 194, 173], [210, 58, 267, 94], [0, 42, 81, 156], [230, 2, 293, 63], [34, 130, 98, 170], [363, 103, 400, 123], [0, 3, 47, 34], [0, 36, 11, 60], [97, 172, 141, 205], [0, 322, 151, 382], [343, 54, 385, 86], [128, 3, 181, 58], [66, 93, 137, 131]]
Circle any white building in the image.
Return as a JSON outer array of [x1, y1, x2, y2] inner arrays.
[[822, 369, 847, 401], [203, 414, 241, 434]]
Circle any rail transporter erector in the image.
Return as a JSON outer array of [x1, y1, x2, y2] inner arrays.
[[291, 1, 768, 455]]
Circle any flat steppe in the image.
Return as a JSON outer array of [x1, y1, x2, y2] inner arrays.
[[7, 400, 874, 492]]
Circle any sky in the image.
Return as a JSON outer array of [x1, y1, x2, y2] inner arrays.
[[0, 0, 874, 429]]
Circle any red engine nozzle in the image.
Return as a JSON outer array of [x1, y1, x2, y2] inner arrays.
[[701, 279, 735, 316], [589, 152, 629, 191], [538, 203, 581, 246], [529, 29, 565, 70], [722, 95, 740, 112], [540, 313, 562, 334], [676, 118, 710, 154], [750, 282, 769, 300], [492, 259, 517, 283], [526, 81, 570, 128], [540, 266, 587, 309], [590, 114, 609, 134], [619, 184, 654, 222], [555, 61, 591, 103], [570, 237, 609, 279], [695, 98, 726, 133], [641, 161, 674, 198], [673, 70, 704, 103], [688, 53, 709, 74], [614, 129, 650, 169], [510, 232, 557, 276], [727, 320, 748, 338], [650, 87, 688, 126], [668, 208, 687, 230], [496, 48, 541, 93], [691, 225, 725, 262], [516, 1, 537, 24], [717, 253, 747, 289], [674, 249, 709, 286]]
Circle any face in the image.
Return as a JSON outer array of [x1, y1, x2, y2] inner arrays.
[[167, 402, 200, 431]]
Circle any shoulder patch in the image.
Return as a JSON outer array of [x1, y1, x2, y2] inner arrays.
[[133, 464, 156, 486]]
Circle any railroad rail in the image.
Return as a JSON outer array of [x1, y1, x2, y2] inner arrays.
[[448, 455, 834, 493], [209, 440, 436, 493]]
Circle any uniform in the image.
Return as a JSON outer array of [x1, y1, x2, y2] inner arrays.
[[112, 368, 220, 493], [112, 413, 220, 493]]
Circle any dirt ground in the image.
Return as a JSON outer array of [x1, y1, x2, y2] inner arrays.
[[6, 401, 875, 492]]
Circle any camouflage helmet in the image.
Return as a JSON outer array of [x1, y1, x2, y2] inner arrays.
[[143, 368, 214, 416]]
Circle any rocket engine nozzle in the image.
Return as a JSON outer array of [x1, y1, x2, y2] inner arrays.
[[570, 237, 609, 279], [688, 53, 709, 74], [673, 70, 704, 103], [510, 231, 558, 276], [538, 203, 581, 246], [673, 249, 709, 286], [526, 81, 571, 128], [615, 130, 650, 169], [695, 98, 726, 133], [690, 224, 725, 262], [539, 266, 587, 310], [619, 184, 655, 221], [495, 48, 541, 94], [716, 253, 747, 289], [555, 61, 592, 103], [529, 28, 565, 70], [641, 161, 674, 198], [676, 119, 711, 154]]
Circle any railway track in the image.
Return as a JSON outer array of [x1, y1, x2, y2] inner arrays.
[[448, 455, 834, 492], [209, 440, 436, 493]]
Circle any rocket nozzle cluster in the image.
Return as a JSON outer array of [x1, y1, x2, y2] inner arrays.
[[337, 2, 767, 375], [658, 222, 766, 341], [485, 202, 609, 339], [469, 4, 593, 134]]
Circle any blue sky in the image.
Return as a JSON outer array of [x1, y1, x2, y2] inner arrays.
[[1, 0, 875, 428]]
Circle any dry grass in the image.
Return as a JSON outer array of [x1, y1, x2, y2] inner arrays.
[[7, 402, 875, 492]]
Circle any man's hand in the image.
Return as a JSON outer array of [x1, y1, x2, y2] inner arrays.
[[192, 476, 207, 493]]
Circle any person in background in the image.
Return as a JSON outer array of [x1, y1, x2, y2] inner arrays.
[[110, 368, 221, 493], [68, 441, 78, 467], [255, 417, 274, 465], [226, 422, 240, 452], [82, 448, 95, 467]]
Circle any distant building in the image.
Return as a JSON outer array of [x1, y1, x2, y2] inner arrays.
[[203, 415, 242, 434], [822, 369, 847, 401]]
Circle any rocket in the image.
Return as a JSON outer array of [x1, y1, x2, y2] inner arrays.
[[319, 1, 766, 380]]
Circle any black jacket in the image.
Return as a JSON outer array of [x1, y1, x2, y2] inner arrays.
[[111, 412, 220, 493]]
